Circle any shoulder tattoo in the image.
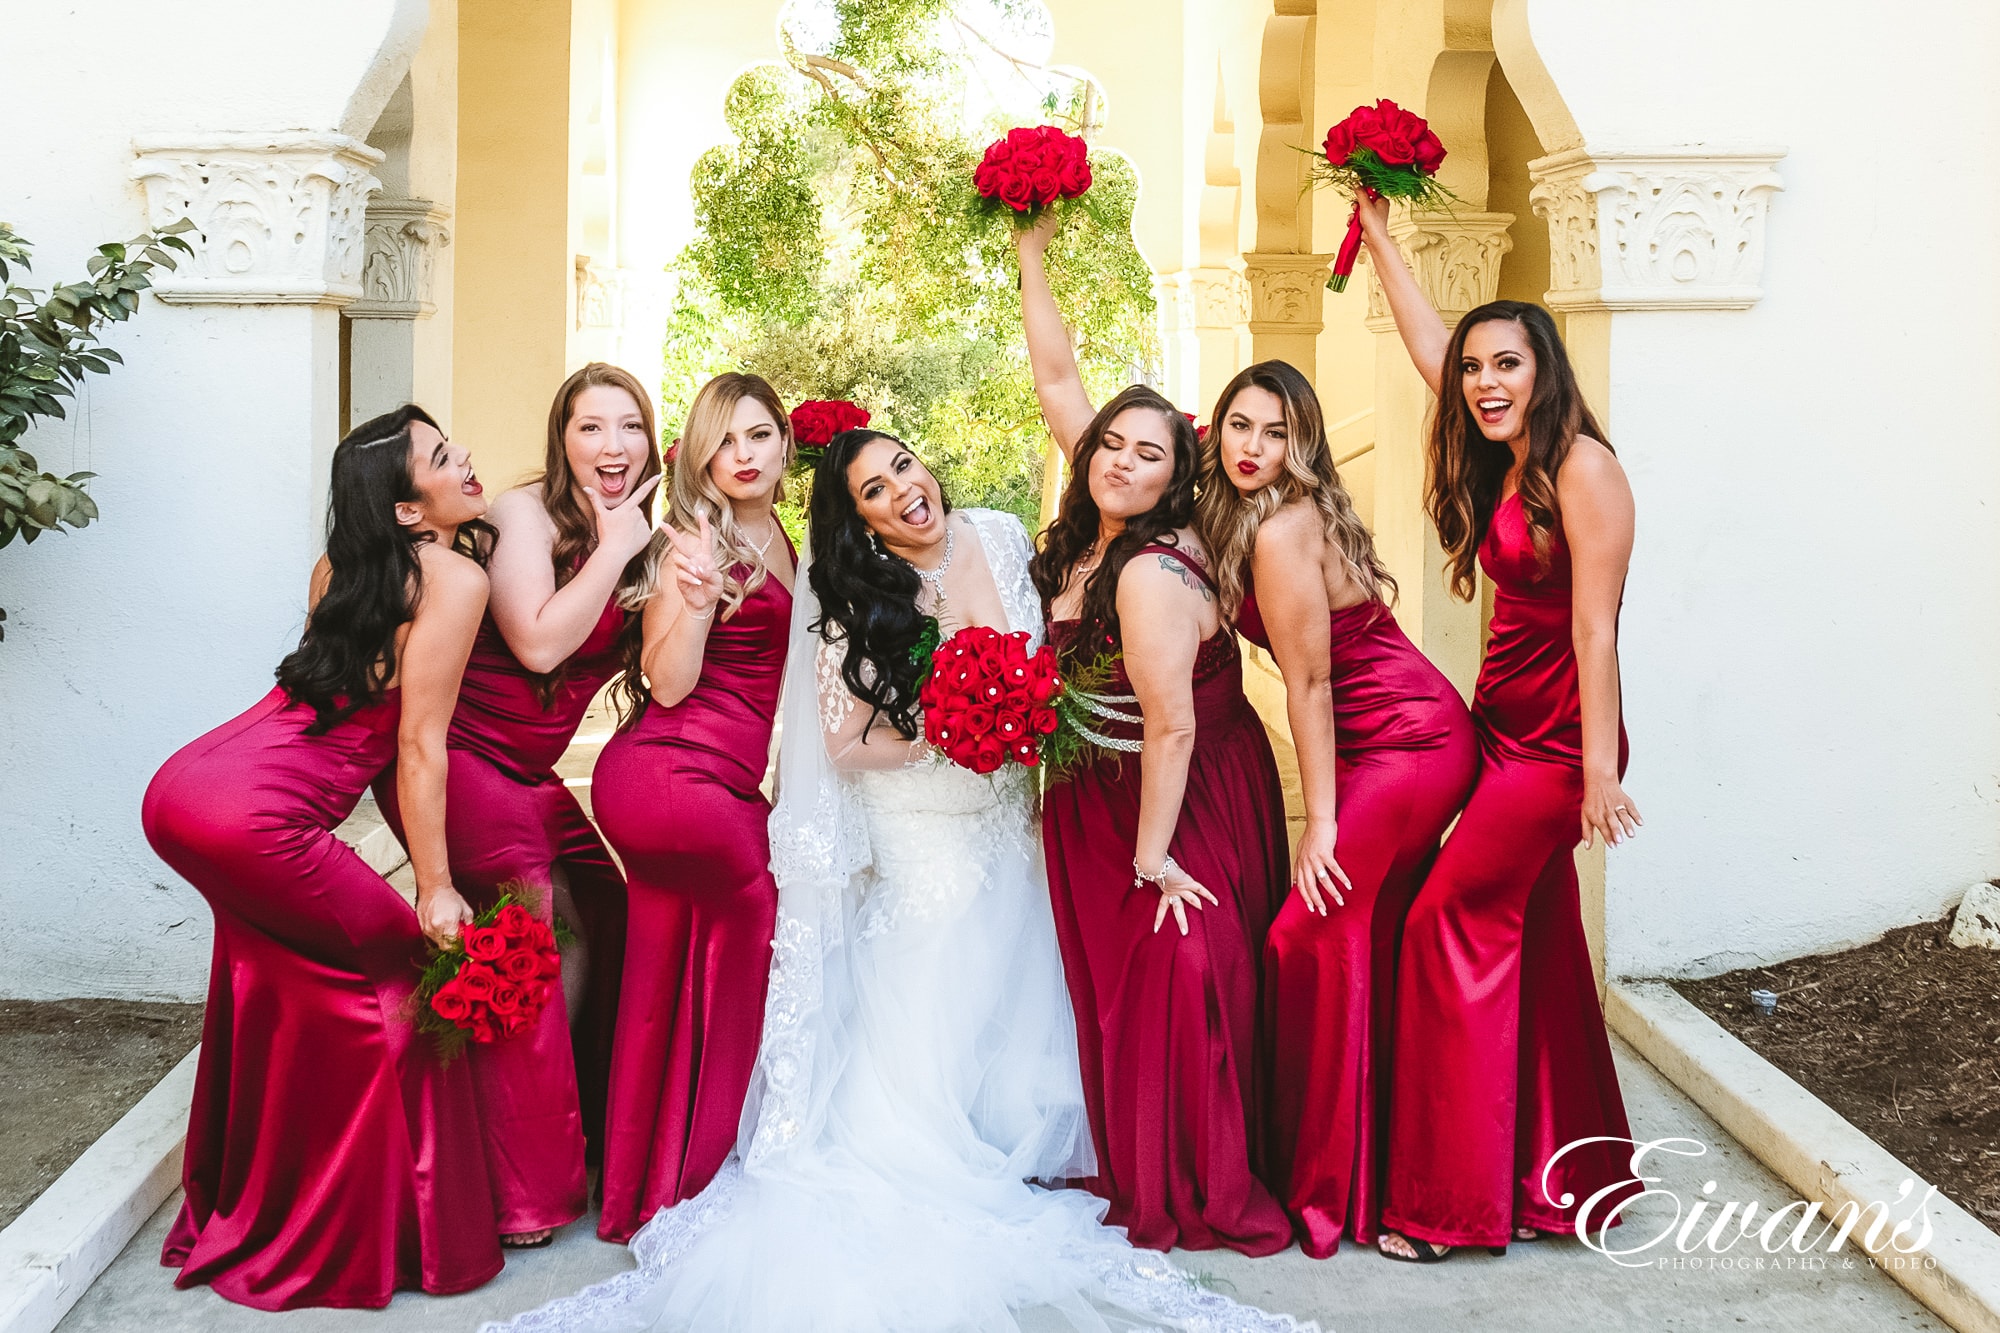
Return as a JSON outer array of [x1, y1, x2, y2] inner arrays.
[[1157, 553, 1213, 602]]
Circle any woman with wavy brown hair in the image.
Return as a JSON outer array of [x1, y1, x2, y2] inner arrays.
[[1192, 357, 1477, 1259], [1355, 191, 1641, 1263], [1018, 214, 1294, 1256], [593, 371, 796, 1242], [372, 362, 661, 1247]]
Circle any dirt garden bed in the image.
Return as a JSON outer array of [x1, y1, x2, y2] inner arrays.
[[1675, 914, 2000, 1233], [0, 1000, 203, 1229]]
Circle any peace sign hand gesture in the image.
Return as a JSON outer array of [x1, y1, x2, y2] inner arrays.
[[668, 511, 727, 620], [584, 472, 663, 566]]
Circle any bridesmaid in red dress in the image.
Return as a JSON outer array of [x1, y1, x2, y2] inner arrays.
[[142, 406, 502, 1308], [1192, 358, 1478, 1258], [373, 362, 660, 1246], [594, 372, 795, 1242], [1357, 192, 1642, 1260], [1019, 218, 1292, 1254]]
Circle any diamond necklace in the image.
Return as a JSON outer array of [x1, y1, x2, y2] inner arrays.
[[904, 523, 955, 619]]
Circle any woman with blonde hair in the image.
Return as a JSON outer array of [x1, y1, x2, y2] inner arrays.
[[593, 371, 797, 1242], [372, 362, 661, 1247], [1193, 358, 1477, 1258]]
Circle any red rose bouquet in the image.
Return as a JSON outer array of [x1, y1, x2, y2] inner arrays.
[[789, 399, 871, 470], [1311, 99, 1452, 293], [413, 883, 564, 1061], [917, 625, 1141, 777], [973, 125, 1093, 224]]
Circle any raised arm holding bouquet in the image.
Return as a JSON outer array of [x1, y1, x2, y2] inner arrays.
[[1312, 98, 1451, 293]]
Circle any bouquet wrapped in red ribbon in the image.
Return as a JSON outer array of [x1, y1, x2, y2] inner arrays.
[[917, 624, 1141, 777], [413, 884, 563, 1060], [1311, 99, 1452, 293], [789, 399, 871, 470], [973, 125, 1093, 224]]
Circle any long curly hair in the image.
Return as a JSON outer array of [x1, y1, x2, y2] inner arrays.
[[530, 361, 662, 704], [806, 428, 951, 742], [1429, 300, 1609, 599], [1029, 385, 1200, 663], [275, 405, 491, 733], [1192, 359, 1394, 618], [614, 372, 794, 727]]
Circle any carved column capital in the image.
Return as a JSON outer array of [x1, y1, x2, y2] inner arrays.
[[1362, 209, 1515, 332], [347, 198, 451, 319], [1528, 147, 1786, 311], [1241, 254, 1332, 335], [131, 133, 384, 306], [1186, 266, 1249, 331]]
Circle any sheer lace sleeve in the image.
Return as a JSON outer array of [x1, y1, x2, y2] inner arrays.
[[815, 629, 931, 771]]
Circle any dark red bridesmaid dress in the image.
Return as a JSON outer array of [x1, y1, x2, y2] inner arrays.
[[1239, 590, 1477, 1257], [594, 559, 790, 1243], [142, 687, 502, 1310], [1383, 492, 1638, 1249], [1041, 547, 1294, 1256], [373, 597, 629, 1236]]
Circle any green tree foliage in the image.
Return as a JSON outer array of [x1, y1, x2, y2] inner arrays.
[[0, 218, 193, 639], [661, 0, 1158, 533]]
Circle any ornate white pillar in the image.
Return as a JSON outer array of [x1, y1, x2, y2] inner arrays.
[[1242, 253, 1332, 376], [1186, 265, 1249, 419], [1359, 208, 1516, 700], [345, 198, 451, 427], [132, 132, 384, 525], [131, 133, 383, 306]]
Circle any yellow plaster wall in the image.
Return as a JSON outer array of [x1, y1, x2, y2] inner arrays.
[[453, 0, 574, 489]]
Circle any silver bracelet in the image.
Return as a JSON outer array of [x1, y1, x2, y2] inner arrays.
[[687, 605, 716, 622], [1133, 854, 1181, 889]]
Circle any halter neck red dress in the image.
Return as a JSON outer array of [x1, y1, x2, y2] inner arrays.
[[372, 593, 630, 1237], [594, 551, 791, 1242], [1237, 588, 1477, 1256], [1382, 492, 1638, 1249], [1041, 545, 1293, 1256], [143, 686, 502, 1309]]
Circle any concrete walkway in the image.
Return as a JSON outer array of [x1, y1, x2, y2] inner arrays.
[[58, 1036, 1941, 1333]]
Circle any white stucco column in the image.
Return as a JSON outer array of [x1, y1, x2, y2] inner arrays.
[[1242, 252, 1332, 375], [346, 197, 451, 427]]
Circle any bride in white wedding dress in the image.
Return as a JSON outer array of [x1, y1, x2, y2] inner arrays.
[[485, 432, 1313, 1333]]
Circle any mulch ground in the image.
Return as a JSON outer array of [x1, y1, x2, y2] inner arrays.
[[0, 999, 203, 1230], [1674, 915, 2000, 1233]]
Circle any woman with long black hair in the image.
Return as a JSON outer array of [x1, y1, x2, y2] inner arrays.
[[1018, 213, 1293, 1255], [142, 405, 502, 1309], [1356, 190, 1642, 1261]]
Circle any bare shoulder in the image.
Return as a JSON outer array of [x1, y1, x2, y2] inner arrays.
[[416, 540, 490, 598], [488, 483, 553, 533], [308, 553, 333, 608], [1558, 436, 1627, 494], [1253, 498, 1325, 558], [1122, 533, 1215, 606]]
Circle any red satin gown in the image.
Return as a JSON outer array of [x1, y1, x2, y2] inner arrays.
[[142, 687, 503, 1310], [1239, 589, 1477, 1257], [1383, 492, 1638, 1249], [373, 596, 630, 1236], [594, 556, 790, 1242], [1041, 547, 1294, 1256]]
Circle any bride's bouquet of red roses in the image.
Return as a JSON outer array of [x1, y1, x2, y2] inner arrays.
[[918, 625, 1139, 777], [973, 125, 1093, 224], [1310, 99, 1453, 293], [413, 884, 564, 1060]]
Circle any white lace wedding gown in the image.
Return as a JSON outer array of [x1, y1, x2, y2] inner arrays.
[[483, 510, 1315, 1333]]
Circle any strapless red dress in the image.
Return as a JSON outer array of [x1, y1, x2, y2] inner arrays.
[[1382, 492, 1637, 1248], [142, 686, 502, 1309], [373, 597, 629, 1235], [593, 562, 790, 1242], [1041, 548, 1293, 1255], [1238, 589, 1476, 1256]]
